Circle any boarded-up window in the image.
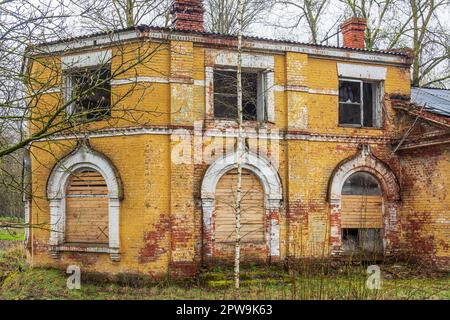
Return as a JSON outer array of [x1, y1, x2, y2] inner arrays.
[[341, 172, 382, 228], [65, 169, 109, 244], [341, 172, 383, 255], [215, 169, 265, 242]]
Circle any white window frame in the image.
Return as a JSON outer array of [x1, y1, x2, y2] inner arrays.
[[212, 68, 267, 121], [338, 77, 383, 128], [62, 50, 112, 118], [205, 50, 275, 123]]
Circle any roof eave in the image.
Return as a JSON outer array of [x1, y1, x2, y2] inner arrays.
[[31, 26, 412, 66]]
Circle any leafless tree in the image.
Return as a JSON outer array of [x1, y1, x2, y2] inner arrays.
[[0, 0, 174, 232], [69, 0, 172, 32], [339, 0, 394, 50], [393, 0, 449, 87], [340, 0, 450, 87], [275, 0, 331, 44], [205, 0, 274, 34], [234, 0, 245, 290]]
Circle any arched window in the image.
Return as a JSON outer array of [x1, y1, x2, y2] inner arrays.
[[341, 172, 383, 256], [47, 140, 122, 261], [65, 169, 109, 244], [342, 172, 381, 196], [215, 169, 265, 243]]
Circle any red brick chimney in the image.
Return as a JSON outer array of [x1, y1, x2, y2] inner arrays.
[[340, 17, 367, 49], [171, 0, 205, 32]]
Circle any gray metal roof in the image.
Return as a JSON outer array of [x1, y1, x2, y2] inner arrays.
[[411, 87, 450, 117]]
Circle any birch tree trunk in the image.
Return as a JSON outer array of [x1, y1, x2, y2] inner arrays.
[[234, 0, 245, 290]]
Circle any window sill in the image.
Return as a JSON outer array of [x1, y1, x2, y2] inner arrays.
[[65, 115, 111, 125], [50, 243, 120, 261], [338, 124, 383, 130], [205, 119, 275, 129]]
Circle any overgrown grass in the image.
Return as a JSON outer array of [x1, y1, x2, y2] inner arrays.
[[0, 245, 448, 300], [0, 229, 24, 241], [0, 216, 24, 241]]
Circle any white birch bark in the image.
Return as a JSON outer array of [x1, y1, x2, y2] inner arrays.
[[234, 0, 245, 290]]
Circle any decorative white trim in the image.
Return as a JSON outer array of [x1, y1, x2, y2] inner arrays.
[[205, 67, 214, 117], [201, 151, 282, 202], [273, 85, 338, 96], [111, 76, 169, 85], [110, 77, 206, 86], [34, 87, 61, 95], [337, 63, 387, 80], [194, 80, 206, 86], [215, 51, 275, 70], [308, 88, 339, 96], [328, 145, 400, 202], [34, 29, 409, 66], [24, 200, 31, 245], [36, 125, 395, 145], [201, 151, 282, 257], [46, 140, 122, 261], [62, 50, 112, 69], [273, 85, 285, 92], [286, 85, 309, 93], [270, 219, 280, 257]]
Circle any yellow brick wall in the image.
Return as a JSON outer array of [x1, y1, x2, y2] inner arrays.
[[28, 37, 448, 275], [30, 135, 172, 276]]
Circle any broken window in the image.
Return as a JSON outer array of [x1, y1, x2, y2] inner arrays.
[[342, 172, 382, 196], [339, 79, 381, 127], [342, 228, 383, 255], [67, 66, 111, 121], [341, 172, 384, 257], [213, 70, 266, 121]]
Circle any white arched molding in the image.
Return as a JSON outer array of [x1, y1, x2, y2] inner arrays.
[[201, 151, 283, 259], [46, 140, 123, 261], [327, 145, 401, 256]]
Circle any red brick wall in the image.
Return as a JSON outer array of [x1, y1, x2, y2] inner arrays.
[[399, 145, 450, 270], [171, 0, 205, 32], [340, 17, 367, 49]]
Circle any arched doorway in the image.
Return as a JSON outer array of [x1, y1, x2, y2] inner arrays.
[[201, 151, 283, 264], [214, 169, 266, 262], [341, 172, 383, 256]]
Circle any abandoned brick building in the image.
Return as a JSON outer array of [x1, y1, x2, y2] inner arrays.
[[25, 0, 449, 277]]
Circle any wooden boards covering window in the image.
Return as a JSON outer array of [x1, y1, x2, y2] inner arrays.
[[215, 169, 265, 242], [341, 195, 383, 228], [65, 170, 109, 244]]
